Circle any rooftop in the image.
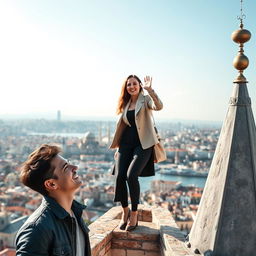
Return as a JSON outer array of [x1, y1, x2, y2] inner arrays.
[[0, 248, 15, 256], [0, 216, 28, 234]]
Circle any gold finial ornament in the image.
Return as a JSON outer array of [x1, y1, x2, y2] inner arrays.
[[232, 0, 251, 83], [232, 27, 251, 44], [233, 52, 249, 70]]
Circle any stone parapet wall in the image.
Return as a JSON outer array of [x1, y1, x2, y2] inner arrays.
[[151, 207, 194, 256], [112, 220, 160, 255], [89, 207, 120, 256], [88, 205, 195, 256]]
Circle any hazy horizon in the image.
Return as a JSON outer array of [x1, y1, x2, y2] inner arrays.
[[0, 111, 222, 126]]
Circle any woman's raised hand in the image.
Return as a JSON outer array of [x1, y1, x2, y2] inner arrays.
[[142, 76, 153, 91]]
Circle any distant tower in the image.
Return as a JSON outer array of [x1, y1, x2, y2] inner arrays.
[[98, 122, 102, 144], [174, 149, 180, 164], [188, 2, 256, 255], [107, 122, 111, 144], [0, 203, 9, 231], [57, 110, 61, 122]]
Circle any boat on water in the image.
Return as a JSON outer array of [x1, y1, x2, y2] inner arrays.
[[159, 167, 208, 178]]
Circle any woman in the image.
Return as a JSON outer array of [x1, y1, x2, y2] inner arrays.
[[110, 74, 163, 231]]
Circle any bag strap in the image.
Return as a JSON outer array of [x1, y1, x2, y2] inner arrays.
[[150, 110, 160, 137], [145, 95, 158, 133], [151, 111, 156, 127], [150, 109, 157, 131]]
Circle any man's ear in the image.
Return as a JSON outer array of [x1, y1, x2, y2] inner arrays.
[[44, 179, 58, 191]]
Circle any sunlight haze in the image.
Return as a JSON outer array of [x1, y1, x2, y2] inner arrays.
[[1, 0, 256, 122]]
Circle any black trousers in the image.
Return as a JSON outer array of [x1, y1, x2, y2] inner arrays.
[[114, 144, 152, 211]]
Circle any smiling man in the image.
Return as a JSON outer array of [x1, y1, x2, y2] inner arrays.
[[15, 144, 91, 256]]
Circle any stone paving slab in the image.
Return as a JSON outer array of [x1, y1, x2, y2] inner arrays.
[[113, 221, 159, 241]]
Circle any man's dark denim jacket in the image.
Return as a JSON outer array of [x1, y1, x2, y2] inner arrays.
[[15, 196, 91, 256]]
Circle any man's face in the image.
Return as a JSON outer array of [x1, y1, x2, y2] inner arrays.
[[50, 155, 82, 193]]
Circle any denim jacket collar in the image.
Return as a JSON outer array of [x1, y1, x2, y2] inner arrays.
[[43, 196, 87, 220]]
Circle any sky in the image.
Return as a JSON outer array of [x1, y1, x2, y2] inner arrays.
[[0, 0, 256, 122]]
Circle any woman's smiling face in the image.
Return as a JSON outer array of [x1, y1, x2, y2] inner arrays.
[[126, 77, 141, 96]]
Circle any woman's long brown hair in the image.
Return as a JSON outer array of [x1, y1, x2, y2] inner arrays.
[[116, 75, 142, 114]]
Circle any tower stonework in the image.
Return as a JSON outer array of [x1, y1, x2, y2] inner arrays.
[[188, 10, 256, 256]]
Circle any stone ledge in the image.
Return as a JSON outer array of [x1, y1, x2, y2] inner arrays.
[[89, 205, 195, 256], [113, 221, 159, 241], [152, 207, 194, 256]]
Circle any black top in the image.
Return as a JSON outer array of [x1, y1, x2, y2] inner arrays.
[[120, 110, 141, 147]]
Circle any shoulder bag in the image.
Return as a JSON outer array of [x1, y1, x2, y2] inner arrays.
[[151, 113, 167, 163]]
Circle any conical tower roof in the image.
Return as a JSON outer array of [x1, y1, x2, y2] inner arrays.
[[188, 16, 256, 256]]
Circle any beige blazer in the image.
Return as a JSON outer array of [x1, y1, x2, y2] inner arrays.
[[109, 89, 163, 150]]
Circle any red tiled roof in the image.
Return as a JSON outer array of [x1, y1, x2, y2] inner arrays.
[[165, 148, 188, 152], [26, 199, 40, 206], [0, 248, 16, 256], [6, 206, 30, 214], [192, 193, 202, 198], [152, 180, 180, 185]]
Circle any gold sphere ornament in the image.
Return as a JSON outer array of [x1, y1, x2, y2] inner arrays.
[[233, 53, 249, 70], [231, 28, 251, 44]]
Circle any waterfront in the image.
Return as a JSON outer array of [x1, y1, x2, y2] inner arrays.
[[140, 172, 207, 192]]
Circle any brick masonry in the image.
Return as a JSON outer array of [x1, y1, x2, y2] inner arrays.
[[88, 205, 196, 256]]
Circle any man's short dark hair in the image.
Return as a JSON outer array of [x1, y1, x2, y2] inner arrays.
[[20, 144, 61, 195]]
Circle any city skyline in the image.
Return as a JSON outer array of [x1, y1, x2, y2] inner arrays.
[[1, 1, 256, 122]]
